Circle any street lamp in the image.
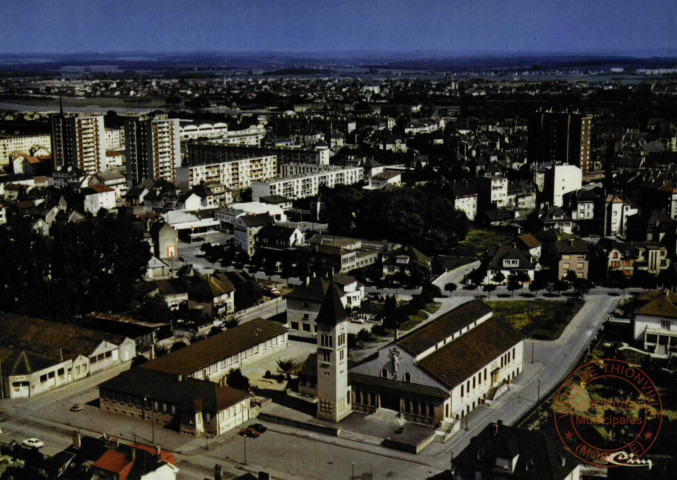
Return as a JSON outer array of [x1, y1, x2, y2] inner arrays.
[[243, 434, 247, 465], [450, 450, 455, 478], [143, 395, 155, 444], [537, 377, 542, 402], [531, 339, 535, 364], [352, 461, 355, 480]]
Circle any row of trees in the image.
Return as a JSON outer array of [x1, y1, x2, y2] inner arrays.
[[0, 213, 150, 321]]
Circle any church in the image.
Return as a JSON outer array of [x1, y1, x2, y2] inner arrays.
[[302, 292, 524, 430]]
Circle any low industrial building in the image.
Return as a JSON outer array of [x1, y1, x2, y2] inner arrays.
[[141, 318, 288, 381], [0, 312, 136, 399], [99, 368, 250, 437]]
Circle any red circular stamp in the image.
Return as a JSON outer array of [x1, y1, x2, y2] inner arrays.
[[553, 359, 662, 468]]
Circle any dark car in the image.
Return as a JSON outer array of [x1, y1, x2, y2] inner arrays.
[[250, 423, 267, 433], [239, 428, 260, 438]]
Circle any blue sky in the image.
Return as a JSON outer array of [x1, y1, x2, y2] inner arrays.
[[0, 0, 674, 54]]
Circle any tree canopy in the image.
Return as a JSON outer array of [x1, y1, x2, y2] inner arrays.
[[0, 213, 150, 320], [321, 185, 468, 254]]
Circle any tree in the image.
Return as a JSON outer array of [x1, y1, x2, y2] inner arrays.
[[554, 279, 569, 294], [276, 358, 298, 379], [135, 295, 172, 323], [226, 368, 251, 391], [507, 275, 521, 297], [492, 271, 506, 285], [529, 276, 547, 296], [565, 270, 578, 284], [444, 282, 458, 298], [224, 318, 240, 329], [483, 283, 496, 299]]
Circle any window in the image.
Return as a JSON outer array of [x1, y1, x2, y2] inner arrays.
[[381, 368, 387, 378], [339, 349, 345, 361], [323, 351, 331, 362], [661, 320, 671, 331], [404, 372, 411, 382], [461, 384, 464, 397]]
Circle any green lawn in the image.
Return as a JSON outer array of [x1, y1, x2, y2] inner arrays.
[[450, 228, 512, 260], [486, 299, 584, 340]]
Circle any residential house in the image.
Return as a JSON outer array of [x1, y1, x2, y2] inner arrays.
[[152, 278, 189, 310], [557, 237, 589, 280], [541, 207, 575, 234], [145, 256, 171, 280], [453, 421, 581, 480], [82, 185, 116, 215], [286, 275, 364, 333], [381, 245, 432, 277], [234, 213, 273, 257], [50, 433, 179, 480], [605, 195, 638, 237], [187, 275, 235, 317], [256, 224, 305, 251], [635, 243, 670, 275], [515, 233, 542, 265], [632, 291, 677, 355], [483, 245, 535, 285], [451, 181, 478, 221]]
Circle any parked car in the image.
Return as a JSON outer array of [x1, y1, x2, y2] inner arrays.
[[238, 428, 260, 438], [350, 317, 365, 324], [249, 423, 267, 433], [70, 404, 84, 412], [22, 438, 44, 449]]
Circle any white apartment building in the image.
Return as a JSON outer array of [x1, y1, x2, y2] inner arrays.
[[51, 113, 106, 175], [187, 143, 329, 167], [180, 122, 229, 141], [125, 115, 181, 185], [176, 155, 277, 191], [252, 166, 363, 201], [104, 127, 125, 150], [0, 134, 51, 167], [605, 195, 638, 237], [545, 165, 582, 207]]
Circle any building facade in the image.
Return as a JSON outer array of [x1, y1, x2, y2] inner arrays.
[[176, 155, 277, 191], [528, 110, 592, 174], [125, 115, 181, 186], [51, 113, 106, 175]]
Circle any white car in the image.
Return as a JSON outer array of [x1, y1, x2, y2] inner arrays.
[[22, 438, 44, 449]]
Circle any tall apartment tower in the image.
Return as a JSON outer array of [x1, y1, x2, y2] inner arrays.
[[528, 110, 592, 175], [125, 115, 180, 186], [316, 283, 352, 423], [50, 113, 106, 175]]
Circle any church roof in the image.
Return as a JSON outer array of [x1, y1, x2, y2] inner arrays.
[[316, 283, 348, 326]]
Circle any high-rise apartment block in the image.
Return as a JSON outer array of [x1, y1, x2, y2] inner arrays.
[[51, 113, 106, 175], [125, 115, 180, 186], [528, 110, 592, 174]]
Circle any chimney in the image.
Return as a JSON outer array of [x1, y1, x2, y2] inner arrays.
[[72, 431, 81, 449], [155, 445, 161, 458], [394, 329, 399, 340], [493, 423, 499, 436], [214, 464, 222, 480], [177, 374, 183, 382]]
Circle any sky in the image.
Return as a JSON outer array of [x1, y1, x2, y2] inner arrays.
[[0, 0, 675, 55]]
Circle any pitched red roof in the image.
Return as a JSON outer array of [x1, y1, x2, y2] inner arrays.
[[93, 450, 134, 478]]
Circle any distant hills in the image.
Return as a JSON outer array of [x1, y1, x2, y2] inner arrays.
[[0, 51, 676, 74]]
